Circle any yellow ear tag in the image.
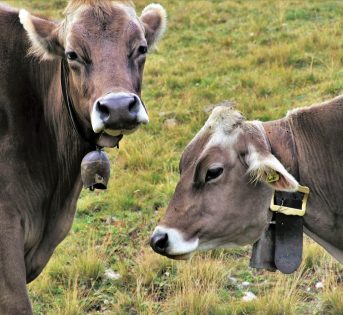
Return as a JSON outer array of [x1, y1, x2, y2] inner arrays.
[[266, 170, 280, 183]]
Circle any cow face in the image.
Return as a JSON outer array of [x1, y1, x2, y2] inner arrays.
[[150, 106, 299, 259], [19, 0, 167, 146]]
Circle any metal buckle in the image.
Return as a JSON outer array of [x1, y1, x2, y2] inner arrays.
[[270, 185, 310, 216]]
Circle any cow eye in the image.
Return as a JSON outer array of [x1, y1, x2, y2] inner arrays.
[[138, 45, 148, 55], [66, 51, 78, 61], [205, 167, 224, 182]]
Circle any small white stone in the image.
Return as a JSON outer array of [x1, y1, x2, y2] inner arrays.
[[164, 118, 177, 128], [315, 281, 324, 289], [159, 111, 173, 117], [104, 269, 121, 281], [242, 281, 250, 287], [242, 291, 257, 302], [105, 216, 117, 225], [228, 276, 238, 283]]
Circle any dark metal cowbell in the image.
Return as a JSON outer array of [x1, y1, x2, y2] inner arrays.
[[81, 150, 110, 190]]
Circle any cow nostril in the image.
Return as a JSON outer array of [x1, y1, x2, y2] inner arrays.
[[128, 96, 139, 114], [150, 233, 168, 254], [156, 234, 168, 250], [97, 101, 110, 120]]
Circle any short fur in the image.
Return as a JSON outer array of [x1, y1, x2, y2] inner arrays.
[[152, 96, 343, 265], [0, 1, 166, 313]]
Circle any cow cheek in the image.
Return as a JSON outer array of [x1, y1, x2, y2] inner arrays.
[[81, 84, 97, 120], [130, 59, 145, 94], [199, 187, 269, 243], [226, 187, 272, 243], [68, 71, 89, 117]]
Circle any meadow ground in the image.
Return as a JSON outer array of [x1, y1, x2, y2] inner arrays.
[[4, 0, 343, 314]]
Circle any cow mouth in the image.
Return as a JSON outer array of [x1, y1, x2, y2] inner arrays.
[[104, 125, 140, 136]]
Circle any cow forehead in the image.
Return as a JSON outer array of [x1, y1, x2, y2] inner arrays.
[[180, 131, 211, 172], [181, 106, 245, 169], [65, 1, 135, 18], [64, 2, 143, 38], [204, 106, 245, 134]]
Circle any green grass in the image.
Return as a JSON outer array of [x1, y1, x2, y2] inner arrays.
[[4, 0, 343, 313]]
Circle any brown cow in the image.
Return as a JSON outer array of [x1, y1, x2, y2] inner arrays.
[[150, 98, 343, 265], [0, 1, 166, 313]]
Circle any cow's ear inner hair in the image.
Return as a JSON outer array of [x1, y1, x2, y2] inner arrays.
[[247, 150, 299, 192], [19, 9, 64, 60], [140, 4, 167, 48]]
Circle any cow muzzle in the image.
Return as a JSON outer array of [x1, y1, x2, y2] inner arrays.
[[150, 226, 199, 259], [91, 92, 149, 136]]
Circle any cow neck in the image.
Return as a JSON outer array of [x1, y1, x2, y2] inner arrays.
[[60, 59, 99, 149], [262, 118, 299, 182]]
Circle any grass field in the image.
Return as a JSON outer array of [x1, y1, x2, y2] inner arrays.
[[4, 0, 343, 314]]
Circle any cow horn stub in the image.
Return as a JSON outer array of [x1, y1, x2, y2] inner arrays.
[[81, 150, 111, 190]]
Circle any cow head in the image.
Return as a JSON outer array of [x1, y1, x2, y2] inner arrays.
[[150, 106, 299, 259], [19, 0, 167, 146]]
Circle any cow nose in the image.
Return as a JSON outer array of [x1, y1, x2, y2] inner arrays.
[[97, 93, 143, 123], [92, 92, 149, 133], [150, 232, 169, 254]]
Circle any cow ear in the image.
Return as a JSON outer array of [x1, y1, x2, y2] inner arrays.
[[247, 150, 299, 192], [140, 4, 167, 48], [19, 9, 64, 60]]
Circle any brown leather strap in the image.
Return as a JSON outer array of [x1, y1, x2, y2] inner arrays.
[[61, 59, 99, 148]]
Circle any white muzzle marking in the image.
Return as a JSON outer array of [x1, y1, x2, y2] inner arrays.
[[153, 226, 199, 255], [136, 100, 149, 124], [91, 102, 105, 133]]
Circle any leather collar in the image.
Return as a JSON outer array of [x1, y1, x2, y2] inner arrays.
[[61, 59, 98, 148], [250, 118, 305, 274]]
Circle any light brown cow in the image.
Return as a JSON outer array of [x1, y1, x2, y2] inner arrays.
[[150, 97, 343, 264], [0, 0, 166, 313]]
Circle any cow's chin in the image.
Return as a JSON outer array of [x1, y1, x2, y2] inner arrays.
[[197, 238, 241, 252], [166, 241, 241, 260], [165, 252, 193, 260], [96, 133, 122, 148]]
